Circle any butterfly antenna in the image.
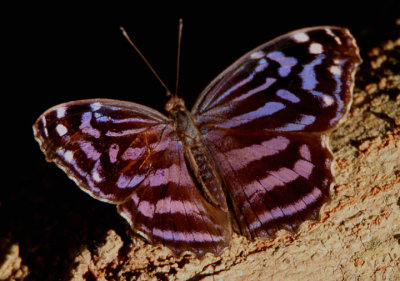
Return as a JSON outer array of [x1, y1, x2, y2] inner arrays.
[[175, 19, 183, 97], [120, 27, 173, 97]]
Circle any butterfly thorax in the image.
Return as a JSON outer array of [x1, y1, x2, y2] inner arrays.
[[165, 96, 228, 211], [165, 96, 195, 142]]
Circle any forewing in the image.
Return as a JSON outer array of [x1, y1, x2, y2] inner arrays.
[[192, 26, 360, 132], [202, 130, 332, 238], [118, 136, 231, 256], [33, 99, 171, 203]]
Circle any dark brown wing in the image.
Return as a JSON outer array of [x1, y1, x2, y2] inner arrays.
[[117, 134, 231, 256], [202, 130, 332, 237], [192, 27, 360, 133]]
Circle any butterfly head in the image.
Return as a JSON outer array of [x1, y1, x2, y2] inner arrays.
[[165, 96, 186, 115]]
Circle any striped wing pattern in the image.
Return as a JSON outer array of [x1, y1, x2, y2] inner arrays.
[[34, 99, 169, 203], [33, 99, 230, 255], [33, 26, 361, 257], [117, 136, 230, 256], [195, 27, 360, 239], [202, 130, 332, 238], [193, 27, 359, 132]]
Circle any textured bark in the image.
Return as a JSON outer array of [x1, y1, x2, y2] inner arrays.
[[2, 21, 399, 281]]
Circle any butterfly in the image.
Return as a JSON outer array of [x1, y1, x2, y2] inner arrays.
[[33, 26, 361, 257]]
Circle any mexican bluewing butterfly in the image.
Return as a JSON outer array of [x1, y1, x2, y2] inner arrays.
[[33, 26, 361, 257]]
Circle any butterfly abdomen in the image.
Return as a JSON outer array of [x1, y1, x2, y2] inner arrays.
[[171, 107, 228, 212], [187, 143, 228, 210]]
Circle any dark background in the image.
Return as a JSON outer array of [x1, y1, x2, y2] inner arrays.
[[3, 1, 400, 280]]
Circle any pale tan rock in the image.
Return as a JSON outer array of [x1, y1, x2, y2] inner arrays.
[[0, 237, 29, 281]]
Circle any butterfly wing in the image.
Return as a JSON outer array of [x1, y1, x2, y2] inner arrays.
[[117, 135, 231, 256], [33, 99, 230, 255], [193, 27, 361, 238], [202, 130, 332, 237], [192, 26, 360, 132], [34, 99, 170, 203]]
